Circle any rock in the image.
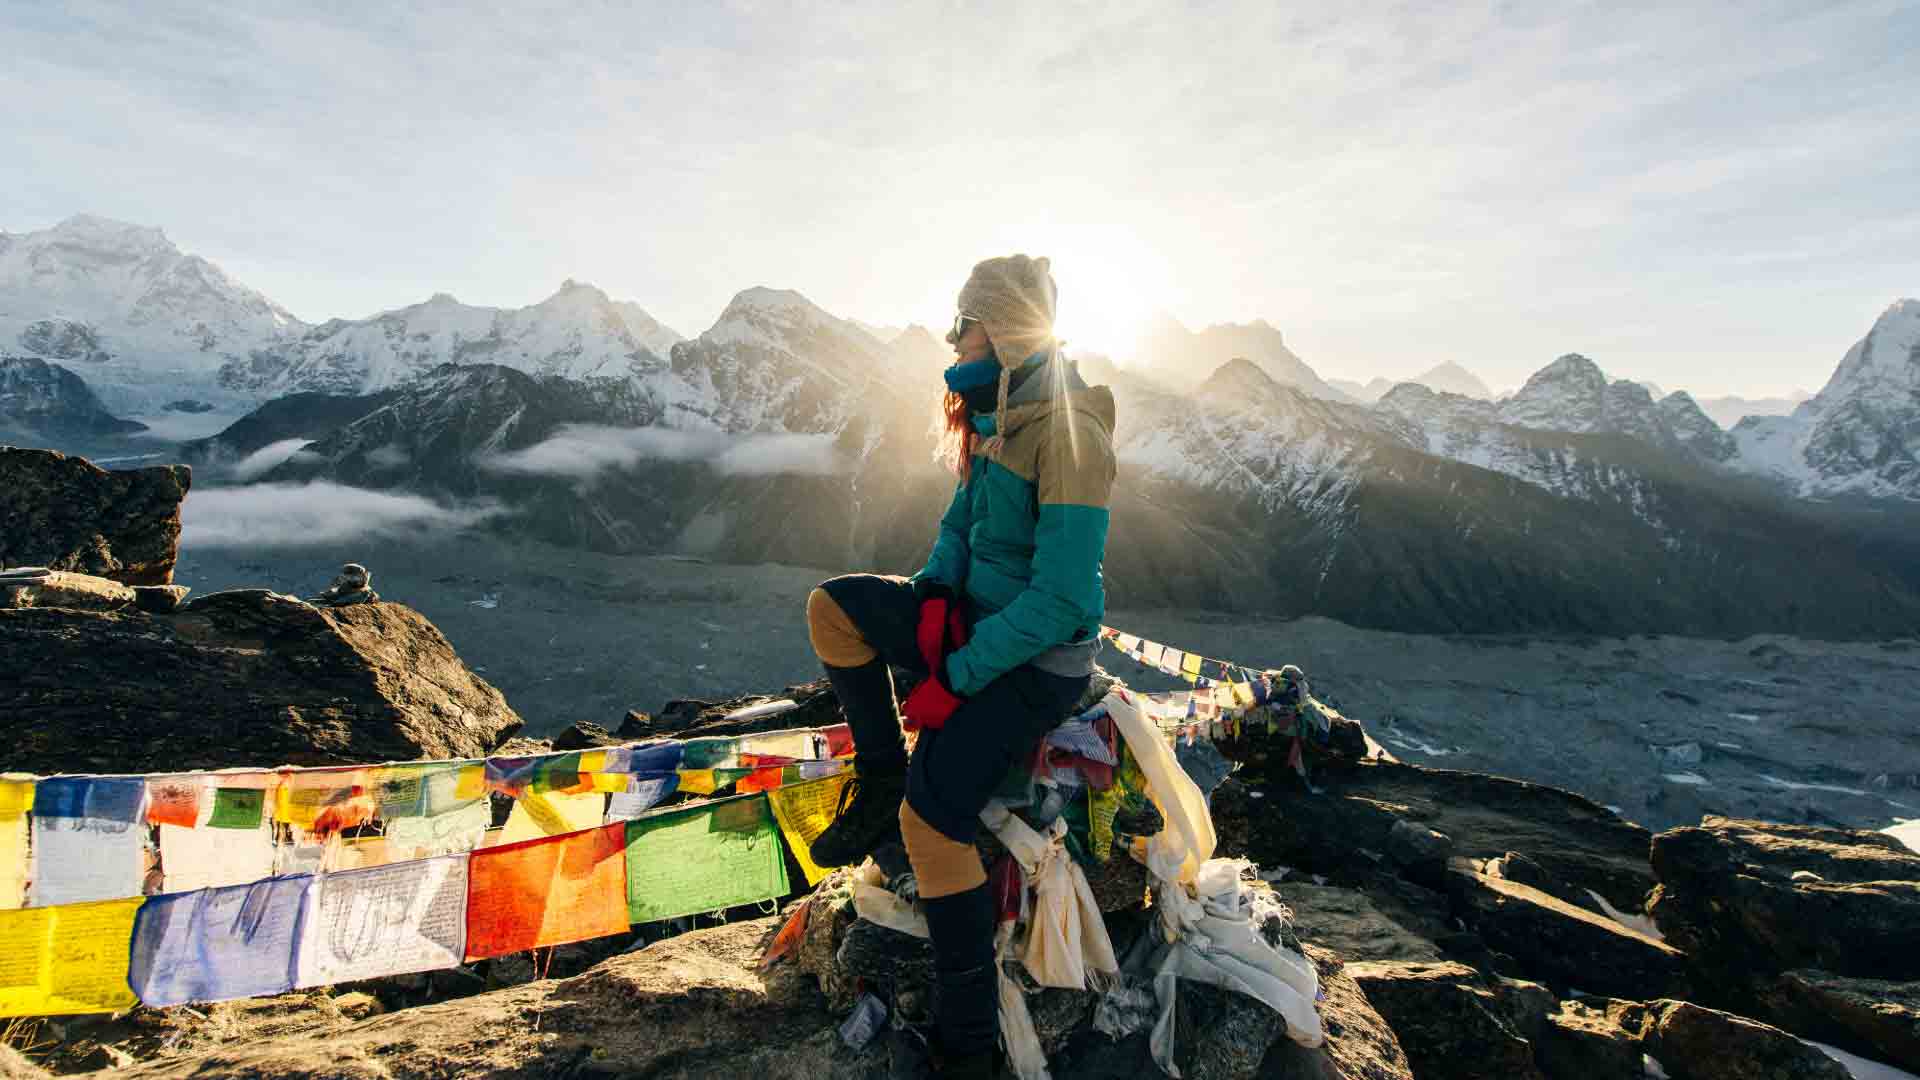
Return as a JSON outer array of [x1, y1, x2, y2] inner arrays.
[[1346, 960, 1544, 1080], [0, 1045, 49, 1080], [0, 569, 137, 610], [1758, 969, 1920, 1073], [1385, 820, 1453, 888], [1326, 713, 1370, 761], [329, 991, 385, 1021], [1263, 944, 1417, 1080], [1489, 975, 1556, 1043], [1649, 816, 1920, 981], [0, 589, 522, 774], [1277, 883, 1445, 963], [132, 583, 190, 612], [1639, 999, 1851, 1080], [551, 720, 622, 751], [0, 447, 188, 585], [1214, 759, 1655, 916], [1484, 850, 1607, 916], [1447, 864, 1690, 1000], [1533, 999, 1646, 1080]]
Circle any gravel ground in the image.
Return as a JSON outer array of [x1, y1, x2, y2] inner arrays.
[[174, 529, 1920, 834]]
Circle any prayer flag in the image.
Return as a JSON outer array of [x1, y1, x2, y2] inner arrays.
[[160, 821, 275, 892], [0, 778, 30, 910], [500, 790, 606, 845], [386, 799, 491, 860], [33, 777, 145, 823], [30, 815, 146, 907], [679, 738, 738, 770], [146, 776, 205, 828], [1114, 633, 1140, 653], [129, 876, 314, 1007], [1159, 649, 1185, 676], [0, 899, 142, 1018], [465, 823, 628, 960], [768, 774, 852, 886], [208, 787, 267, 829], [737, 765, 786, 794], [1138, 642, 1164, 666], [676, 768, 718, 795], [275, 770, 363, 828], [296, 855, 468, 987], [1182, 652, 1203, 678], [625, 796, 789, 924], [605, 774, 679, 822], [823, 725, 855, 758]]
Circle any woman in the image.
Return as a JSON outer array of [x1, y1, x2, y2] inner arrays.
[[803, 254, 1117, 1075]]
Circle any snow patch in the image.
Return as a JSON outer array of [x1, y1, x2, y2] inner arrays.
[[1760, 774, 1875, 798], [1807, 1039, 1920, 1080], [1585, 888, 1665, 941], [1881, 819, 1919, 854], [1662, 772, 1710, 786]]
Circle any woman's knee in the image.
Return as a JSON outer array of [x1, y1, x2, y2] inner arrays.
[[807, 585, 877, 667], [899, 799, 986, 898]]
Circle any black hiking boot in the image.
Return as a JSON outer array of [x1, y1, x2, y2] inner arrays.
[[809, 769, 907, 869]]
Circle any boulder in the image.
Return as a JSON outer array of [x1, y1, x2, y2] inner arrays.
[[1638, 999, 1851, 1080], [1447, 865, 1690, 1001], [132, 583, 190, 613], [1214, 759, 1655, 916], [0, 447, 188, 585], [1346, 960, 1544, 1080], [1649, 816, 1920, 981], [1758, 969, 1920, 1073], [1262, 945, 1417, 1080], [0, 589, 522, 774], [1384, 820, 1453, 888], [0, 1045, 48, 1080], [0, 569, 137, 610], [1278, 882, 1445, 963], [1533, 999, 1645, 1080]]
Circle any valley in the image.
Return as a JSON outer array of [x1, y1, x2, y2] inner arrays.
[[174, 530, 1920, 836]]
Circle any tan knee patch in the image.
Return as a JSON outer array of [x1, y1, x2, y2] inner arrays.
[[807, 587, 877, 667], [900, 800, 986, 898]]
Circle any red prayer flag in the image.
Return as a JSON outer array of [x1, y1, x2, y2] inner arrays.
[[464, 822, 629, 960]]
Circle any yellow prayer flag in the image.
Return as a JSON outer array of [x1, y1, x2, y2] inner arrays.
[[677, 769, 718, 796], [578, 750, 608, 774], [454, 763, 486, 801], [1181, 652, 1203, 677], [0, 898, 142, 1018], [0, 776, 33, 817], [589, 772, 628, 794], [1231, 682, 1255, 708], [500, 790, 606, 845], [0, 815, 25, 910], [767, 773, 851, 886]]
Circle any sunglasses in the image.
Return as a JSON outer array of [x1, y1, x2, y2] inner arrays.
[[945, 312, 981, 346]]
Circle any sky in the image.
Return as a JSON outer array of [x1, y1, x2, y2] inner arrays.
[[4, 1, 1917, 398]]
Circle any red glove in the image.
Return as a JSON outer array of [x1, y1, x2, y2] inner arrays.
[[902, 588, 969, 732]]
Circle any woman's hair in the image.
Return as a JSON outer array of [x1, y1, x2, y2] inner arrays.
[[936, 390, 973, 479]]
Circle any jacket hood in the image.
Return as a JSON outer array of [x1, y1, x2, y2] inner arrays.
[[994, 353, 1114, 440]]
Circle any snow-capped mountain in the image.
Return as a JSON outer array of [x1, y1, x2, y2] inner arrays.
[[1375, 354, 1736, 483], [665, 287, 914, 434], [0, 215, 303, 412], [0, 356, 146, 441], [1729, 300, 1920, 500], [1331, 362, 1493, 403], [1135, 315, 1348, 401], [886, 325, 952, 370], [1690, 390, 1811, 429], [225, 280, 683, 398]]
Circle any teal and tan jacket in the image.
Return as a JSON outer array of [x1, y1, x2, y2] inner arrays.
[[912, 354, 1117, 696]]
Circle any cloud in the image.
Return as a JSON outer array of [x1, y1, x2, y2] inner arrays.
[[480, 424, 843, 479], [229, 437, 315, 481], [182, 481, 504, 548]]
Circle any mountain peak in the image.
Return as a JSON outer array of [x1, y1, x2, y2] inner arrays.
[[1198, 356, 1278, 399], [727, 286, 818, 314], [49, 214, 173, 253], [425, 292, 462, 306]]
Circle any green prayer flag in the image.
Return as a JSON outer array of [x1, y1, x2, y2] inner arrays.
[[679, 738, 737, 769], [533, 752, 582, 794], [624, 795, 789, 924], [208, 787, 265, 829]]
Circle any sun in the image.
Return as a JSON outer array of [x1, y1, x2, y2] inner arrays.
[[993, 226, 1171, 363]]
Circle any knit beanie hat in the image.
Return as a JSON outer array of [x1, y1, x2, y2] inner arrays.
[[956, 254, 1058, 456]]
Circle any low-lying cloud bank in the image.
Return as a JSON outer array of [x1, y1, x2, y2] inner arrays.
[[183, 482, 504, 548], [480, 425, 843, 479], [230, 438, 317, 481]]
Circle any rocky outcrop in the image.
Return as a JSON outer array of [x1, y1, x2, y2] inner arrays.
[[1447, 865, 1689, 1001], [1759, 970, 1920, 1073], [1345, 961, 1544, 1080], [0, 447, 188, 585], [1649, 816, 1920, 979], [0, 588, 521, 774], [1634, 999, 1851, 1080]]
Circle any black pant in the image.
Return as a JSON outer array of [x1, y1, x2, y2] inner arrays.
[[815, 573, 1090, 842]]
